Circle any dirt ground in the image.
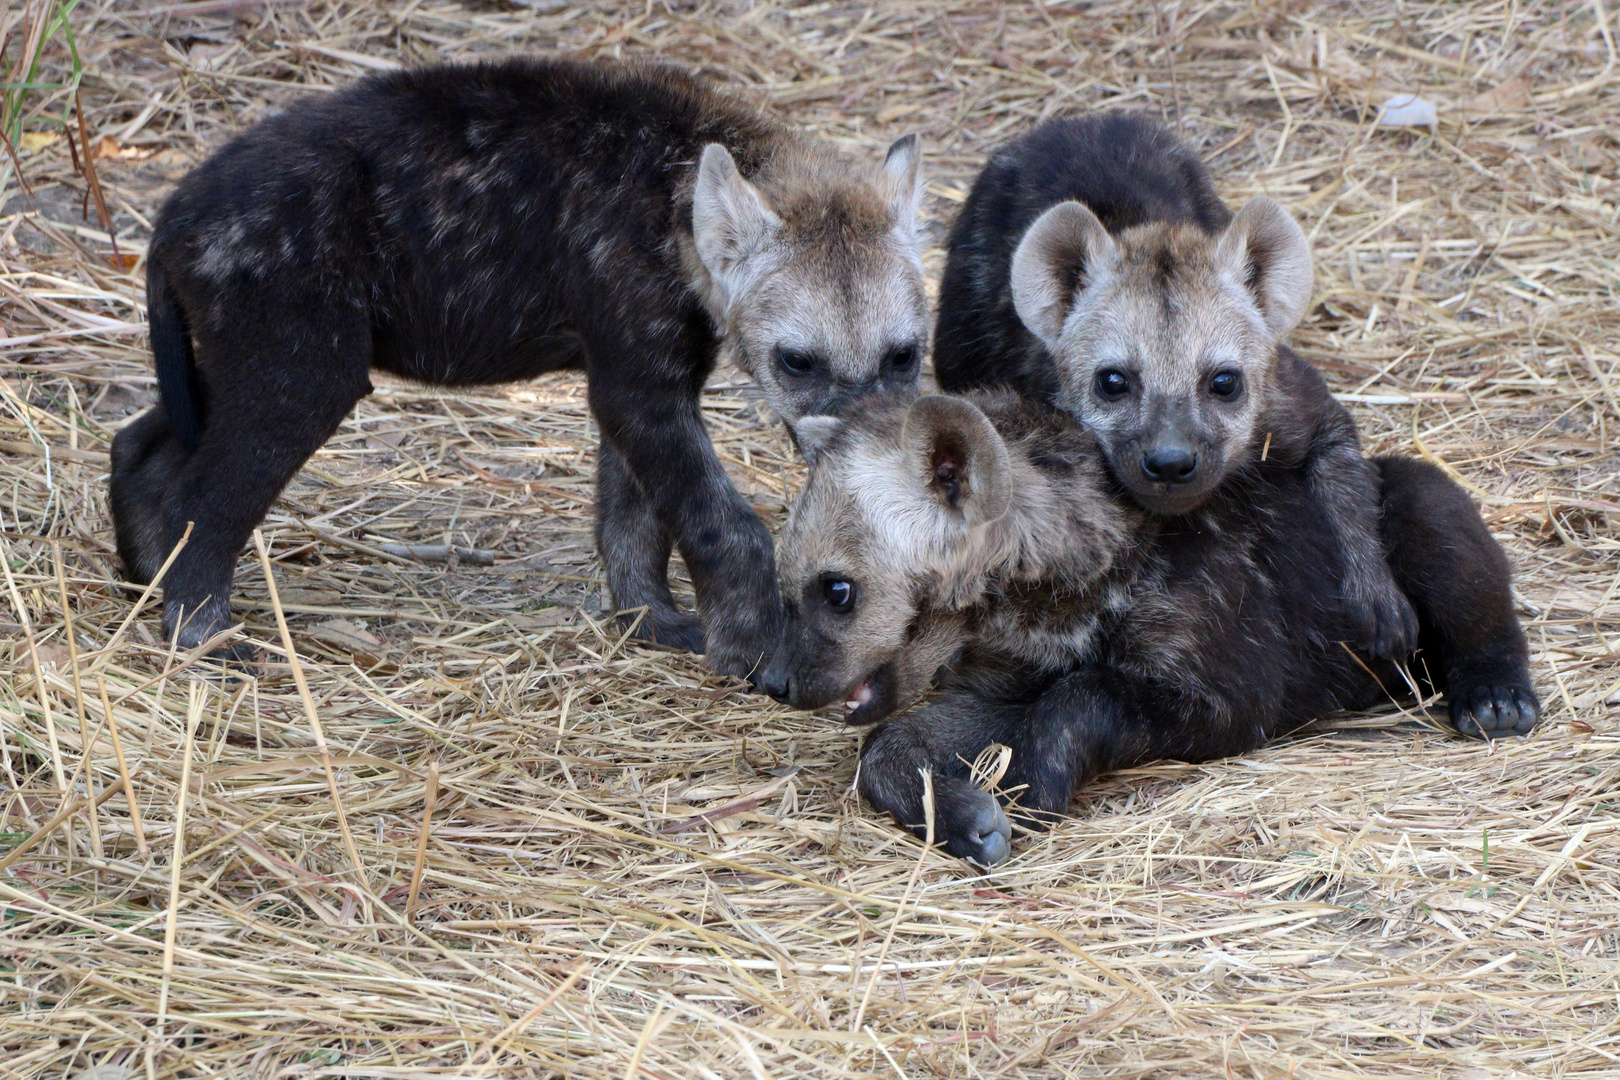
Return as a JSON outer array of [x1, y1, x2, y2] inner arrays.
[[0, 1, 1617, 1077]]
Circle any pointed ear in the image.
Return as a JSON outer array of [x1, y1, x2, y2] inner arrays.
[[1214, 197, 1313, 338], [1009, 201, 1118, 353], [792, 415, 842, 466], [879, 133, 924, 242], [692, 143, 782, 303], [901, 396, 1012, 528]]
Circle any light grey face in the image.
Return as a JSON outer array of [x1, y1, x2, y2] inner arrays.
[[691, 135, 931, 425], [737, 240, 930, 424], [757, 397, 1012, 725], [1010, 197, 1313, 515]]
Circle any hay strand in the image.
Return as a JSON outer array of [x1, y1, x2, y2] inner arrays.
[[0, 1, 1616, 1075]]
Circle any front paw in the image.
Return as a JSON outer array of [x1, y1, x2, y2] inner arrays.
[[1346, 576, 1420, 659], [619, 608, 707, 655], [702, 608, 782, 681], [1452, 682, 1539, 739], [922, 779, 1012, 867]]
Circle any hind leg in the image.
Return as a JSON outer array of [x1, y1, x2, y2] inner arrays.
[[158, 319, 371, 655], [596, 438, 706, 654], [1376, 456, 1539, 738], [110, 406, 189, 584]]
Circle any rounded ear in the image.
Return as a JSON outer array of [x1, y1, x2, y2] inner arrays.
[[1214, 197, 1313, 338], [901, 395, 1013, 528], [792, 415, 842, 466], [880, 133, 924, 241], [692, 143, 782, 303], [1009, 201, 1118, 353]]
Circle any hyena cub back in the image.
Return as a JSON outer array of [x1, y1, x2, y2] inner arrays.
[[109, 58, 930, 676], [940, 112, 1418, 659], [759, 390, 1140, 724]]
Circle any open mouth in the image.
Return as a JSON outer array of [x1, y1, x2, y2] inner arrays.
[[840, 664, 895, 725], [843, 681, 874, 713]]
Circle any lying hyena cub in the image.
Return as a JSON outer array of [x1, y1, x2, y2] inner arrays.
[[110, 58, 929, 676], [935, 112, 1418, 660], [763, 392, 1538, 865]]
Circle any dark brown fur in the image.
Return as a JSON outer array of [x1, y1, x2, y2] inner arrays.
[[109, 58, 928, 675], [759, 391, 1538, 865], [937, 112, 1419, 660]]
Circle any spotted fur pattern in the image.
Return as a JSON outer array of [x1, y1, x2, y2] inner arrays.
[[762, 392, 1540, 865], [937, 111, 1419, 660], [109, 58, 929, 675]]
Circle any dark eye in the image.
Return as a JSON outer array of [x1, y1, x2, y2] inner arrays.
[[885, 342, 920, 372], [1094, 368, 1131, 400], [822, 578, 856, 613], [1209, 370, 1243, 399], [775, 345, 820, 376]]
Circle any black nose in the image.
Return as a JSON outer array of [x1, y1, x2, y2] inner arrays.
[[1141, 447, 1198, 483], [756, 665, 791, 702]]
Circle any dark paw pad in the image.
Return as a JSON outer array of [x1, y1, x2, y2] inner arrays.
[[937, 786, 1013, 867], [1452, 683, 1539, 739]]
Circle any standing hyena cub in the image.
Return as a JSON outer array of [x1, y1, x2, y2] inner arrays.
[[935, 112, 1418, 658], [765, 392, 1538, 865], [110, 58, 929, 676]]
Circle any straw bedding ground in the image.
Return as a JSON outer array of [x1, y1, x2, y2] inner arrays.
[[0, 1, 1617, 1076]]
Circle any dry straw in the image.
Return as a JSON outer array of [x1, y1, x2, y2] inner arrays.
[[0, 1, 1617, 1077]]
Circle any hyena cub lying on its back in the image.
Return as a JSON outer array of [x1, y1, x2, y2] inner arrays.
[[110, 58, 929, 676], [764, 391, 1539, 865], [936, 113, 1417, 658]]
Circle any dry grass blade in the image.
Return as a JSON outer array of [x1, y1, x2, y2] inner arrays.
[[251, 527, 368, 890], [0, 1, 1616, 1077]]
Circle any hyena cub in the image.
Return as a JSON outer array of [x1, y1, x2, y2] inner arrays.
[[109, 58, 929, 676], [765, 392, 1539, 865], [936, 112, 1418, 659], [760, 390, 1146, 862], [758, 390, 1142, 724]]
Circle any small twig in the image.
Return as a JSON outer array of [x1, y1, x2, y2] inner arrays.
[[55, 542, 101, 861], [152, 682, 203, 1070], [0, 123, 38, 208], [0, 771, 123, 874], [467, 958, 591, 1075], [852, 767, 935, 1032], [86, 521, 193, 676], [252, 529, 368, 888], [1, 536, 70, 817], [658, 768, 800, 834], [73, 90, 121, 264], [97, 677, 148, 859], [406, 760, 439, 925], [376, 543, 495, 566]]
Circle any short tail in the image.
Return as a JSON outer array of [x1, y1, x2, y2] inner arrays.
[[147, 259, 203, 452]]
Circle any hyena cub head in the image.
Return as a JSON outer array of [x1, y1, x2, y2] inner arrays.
[[687, 135, 930, 424], [759, 395, 1014, 724], [1010, 196, 1313, 514]]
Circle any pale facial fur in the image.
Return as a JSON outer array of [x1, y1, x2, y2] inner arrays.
[[687, 135, 931, 424], [761, 392, 1136, 725], [1010, 197, 1313, 514]]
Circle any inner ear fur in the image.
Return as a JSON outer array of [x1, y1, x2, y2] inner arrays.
[[691, 143, 781, 300], [1214, 197, 1314, 338], [901, 395, 1013, 527], [1009, 200, 1118, 352]]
